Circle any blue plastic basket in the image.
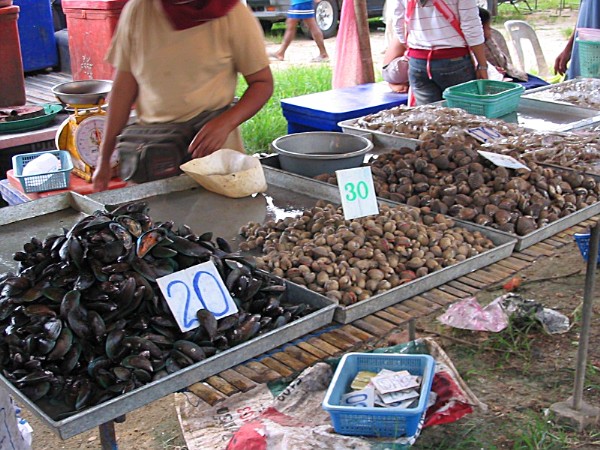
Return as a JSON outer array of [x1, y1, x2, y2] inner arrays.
[[12, 150, 73, 194], [442, 79, 525, 118], [322, 353, 435, 438], [574, 232, 600, 263], [577, 39, 600, 78]]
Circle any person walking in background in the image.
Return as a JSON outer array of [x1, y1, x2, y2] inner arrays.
[[554, 0, 600, 79], [390, 0, 488, 105], [269, 0, 329, 62]]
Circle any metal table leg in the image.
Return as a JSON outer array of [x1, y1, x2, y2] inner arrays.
[[99, 415, 125, 450]]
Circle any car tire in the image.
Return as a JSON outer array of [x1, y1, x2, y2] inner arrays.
[[301, 0, 339, 39], [260, 20, 273, 33]]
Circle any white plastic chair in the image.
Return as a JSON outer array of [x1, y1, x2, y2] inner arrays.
[[504, 20, 550, 78]]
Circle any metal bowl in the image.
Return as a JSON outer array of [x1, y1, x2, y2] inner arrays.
[[52, 80, 113, 106], [271, 132, 373, 177]]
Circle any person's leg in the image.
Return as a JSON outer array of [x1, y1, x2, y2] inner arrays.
[[408, 58, 442, 105], [272, 18, 300, 60], [304, 18, 329, 59], [430, 56, 476, 94]]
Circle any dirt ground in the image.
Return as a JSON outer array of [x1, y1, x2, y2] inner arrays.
[[23, 11, 598, 450]]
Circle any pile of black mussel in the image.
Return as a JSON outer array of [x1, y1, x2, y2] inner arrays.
[[0, 202, 314, 418]]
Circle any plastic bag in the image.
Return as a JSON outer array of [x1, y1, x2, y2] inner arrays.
[[180, 149, 267, 198]]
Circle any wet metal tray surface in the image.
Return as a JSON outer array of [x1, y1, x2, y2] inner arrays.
[[0, 281, 335, 439], [522, 78, 600, 111], [0, 193, 104, 274], [503, 98, 600, 132], [260, 165, 517, 323]]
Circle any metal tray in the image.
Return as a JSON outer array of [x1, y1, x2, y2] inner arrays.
[[260, 164, 517, 323], [0, 280, 335, 439], [339, 117, 421, 150], [522, 78, 600, 111], [0, 192, 104, 274], [505, 97, 600, 132]]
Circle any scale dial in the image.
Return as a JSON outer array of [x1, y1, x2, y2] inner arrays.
[[73, 115, 118, 169]]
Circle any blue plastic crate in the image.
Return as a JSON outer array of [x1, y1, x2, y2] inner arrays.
[[13, 0, 58, 72], [12, 150, 73, 194], [574, 232, 600, 263], [578, 39, 600, 78], [322, 353, 435, 438], [281, 82, 408, 134], [0, 179, 29, 206]]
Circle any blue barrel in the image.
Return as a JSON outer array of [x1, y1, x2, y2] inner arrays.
[[13, 0, 58, 72]]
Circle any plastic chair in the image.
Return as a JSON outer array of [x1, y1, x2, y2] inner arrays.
[[504, 20, 550, 79]]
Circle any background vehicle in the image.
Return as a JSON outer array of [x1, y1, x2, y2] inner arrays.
[[248, 0, 387, 39]]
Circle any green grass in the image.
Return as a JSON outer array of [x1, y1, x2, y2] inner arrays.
[[236, 65, 333, 154]]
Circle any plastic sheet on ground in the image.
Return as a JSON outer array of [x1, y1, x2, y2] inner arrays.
[[437, 293, 570, 334], [176, 338, 486, 450]]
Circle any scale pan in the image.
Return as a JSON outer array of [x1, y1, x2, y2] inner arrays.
[[52, 80, 113, 106]]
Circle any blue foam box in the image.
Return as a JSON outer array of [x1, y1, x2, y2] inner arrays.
[[14, 0, 58, 72], [281, 82, 408, 134]]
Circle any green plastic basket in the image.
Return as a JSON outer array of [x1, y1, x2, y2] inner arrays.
[[577, 39, 600, 78], [442, 79, 525, 118]]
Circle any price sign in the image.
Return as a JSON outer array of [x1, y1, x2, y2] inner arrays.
[[157, 260, 238, 332], [466, 126, 504, 143], [341, 386, 375, 408], [478, 150, 530, 171], [336, 166, 379, 220]]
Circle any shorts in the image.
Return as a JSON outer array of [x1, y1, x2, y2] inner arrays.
[[288, 2, 315, 19]]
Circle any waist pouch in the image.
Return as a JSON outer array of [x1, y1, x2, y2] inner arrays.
[[116, 106, 227, 184]]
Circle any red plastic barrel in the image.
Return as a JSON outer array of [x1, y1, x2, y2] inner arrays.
[[62, 0, 128, 81], [0, 5, 26, 107]]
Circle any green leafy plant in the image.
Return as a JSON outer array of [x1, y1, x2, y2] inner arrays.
[[236, 65, 333, 153]]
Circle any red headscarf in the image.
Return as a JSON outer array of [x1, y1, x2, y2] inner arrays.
[[160, 0, 239, 30]]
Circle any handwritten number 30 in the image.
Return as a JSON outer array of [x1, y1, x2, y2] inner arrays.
[[166, 271, 230, 327], [344, 181, 369, 201]]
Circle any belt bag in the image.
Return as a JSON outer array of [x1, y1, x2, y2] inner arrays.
[[116, 106, 227, 184]]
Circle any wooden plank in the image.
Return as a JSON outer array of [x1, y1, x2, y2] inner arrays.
[[374, 309, 406, 325], [482, 264, 515, 278], [420, 289, 459, 306], [384, 305, 414, 321], [513, 251, 537, 262], [218, 369, 257, 392], [297, 341, 332, 359], [245, 361, 282, 382], [437, 283, 473, 298], [342, 324, 375, 341], [329, 328, 363, 345], [319, 331, 355, 350], [465, 270, 501, 285], [399, 299, 435, 316], [187, 382, 227, 405], [547, 235, 570, 245], [411, 295, 443, 312], [307, 337, 342, 355], [363, 314, 398, 331], [205, 375, 239, 397], [447, 280, 480, 294], [456, 276, 487, 289], [234, 364, 268, 384], [271, 351, 307, 372], [543, 237, 566, 247], [284, 345, 321, 365], [352, 318, 388, 336], [259, 356, 295, 378], [496, 257, 529, 270]]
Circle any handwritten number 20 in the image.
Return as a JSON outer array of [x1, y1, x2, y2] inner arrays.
[[344, 181, 369, 201], [166, 271, 230, 327]]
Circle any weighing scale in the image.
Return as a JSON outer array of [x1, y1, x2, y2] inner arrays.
[[52, 80, 118, 182]]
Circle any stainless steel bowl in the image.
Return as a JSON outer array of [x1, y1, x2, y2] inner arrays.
[[271, 132, 373, 177], [52, 80, 113, 106]]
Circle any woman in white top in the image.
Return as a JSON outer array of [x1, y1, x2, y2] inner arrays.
[[391, 0, 488, 105]]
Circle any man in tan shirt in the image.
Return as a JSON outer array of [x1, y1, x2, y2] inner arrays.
[[93, 0, 273, 192]]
